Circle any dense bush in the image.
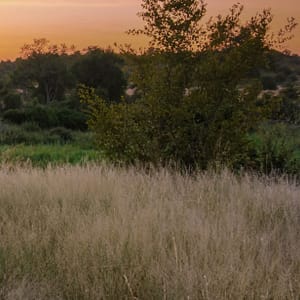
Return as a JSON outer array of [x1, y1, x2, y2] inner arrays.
[[3, 105, 87, 130], [273, 85, 300, 125], [21, 121, 41, 132], [261, 75, 277, 90], [25, 105, 59, 128], [2, 93, 22, 110], [56, 108, 87, 130], [248, 123, 300, 175], [49, 127, 73, 142], [72, 48, 126, 103], [0, 124, 60, 145], [3, 109, 27, 124]]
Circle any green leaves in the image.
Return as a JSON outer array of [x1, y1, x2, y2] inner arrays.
[[14, 39, 72, 104], [131, 0, 206, 52]]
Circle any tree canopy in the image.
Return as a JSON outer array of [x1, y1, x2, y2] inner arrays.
[[72, 47, 126, 103], [13, 39, 74, 104]]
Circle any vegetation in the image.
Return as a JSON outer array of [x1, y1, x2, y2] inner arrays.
[[72, 47, 126, 103], [248, 122, 300, 175], [0, 144, 101, 167], [3, 105, 87, 130], [13, 39, 74, 104], [80, 1, 298, 172], [0, 1, 299, 298], [0, 165, 299, 299], [0, 3, 298, 174]]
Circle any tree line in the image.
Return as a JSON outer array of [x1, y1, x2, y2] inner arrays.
[[0, 39, 127, 130]]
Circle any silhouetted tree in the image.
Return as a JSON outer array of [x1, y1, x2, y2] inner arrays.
[[72, 47, 126, 102], [13, 39, 75, 104]]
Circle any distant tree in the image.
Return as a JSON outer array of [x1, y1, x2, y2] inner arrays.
[[72, 47, 126, 102], [13, 38, 75, 104]]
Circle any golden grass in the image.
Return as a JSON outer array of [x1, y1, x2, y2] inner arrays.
[[0, 164, 299, 299]]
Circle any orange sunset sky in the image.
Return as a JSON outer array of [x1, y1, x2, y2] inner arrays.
[[0, 0, 299, 60]]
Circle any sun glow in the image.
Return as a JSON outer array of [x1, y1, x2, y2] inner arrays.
[[0, 0, 299, 60]]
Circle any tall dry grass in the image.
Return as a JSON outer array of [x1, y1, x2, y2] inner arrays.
[[0, 164, 299, 299]]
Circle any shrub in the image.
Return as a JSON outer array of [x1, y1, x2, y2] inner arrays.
[[71, 130, 96, 149], [274, 85, 300, 125], [49, 127, 73, 143], [25, 105, 59, 128], [56, 108, 87, 130], [2, 93, 22, 110], [0, 124, 59, 145], [3, 104, 87, 130], [3, 109, 27, 124], [261, 75, 277, 90], [0, 126, 52, 145], [248, 123, 300, 175], [21, 122, 41, 132]]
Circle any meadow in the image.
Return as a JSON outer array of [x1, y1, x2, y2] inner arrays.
[[0, 144, 102, 167], [0, 164, 299, 299]]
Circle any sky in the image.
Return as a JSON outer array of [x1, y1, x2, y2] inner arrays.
[[0, 0, 299, 60]]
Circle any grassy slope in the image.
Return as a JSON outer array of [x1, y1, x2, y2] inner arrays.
[[0, 165, 299, 299]]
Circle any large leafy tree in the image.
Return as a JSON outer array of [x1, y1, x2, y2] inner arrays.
[[72, 47, 126, 102], [13, 38, 74, 104], [81, 1, 296, 168]]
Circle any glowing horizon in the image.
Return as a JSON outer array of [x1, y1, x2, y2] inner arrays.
[[0, 0, 299, 60]]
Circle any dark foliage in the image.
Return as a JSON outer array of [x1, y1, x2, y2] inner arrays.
[[72, 48, 126, 102], [3, 105, 87, 130]]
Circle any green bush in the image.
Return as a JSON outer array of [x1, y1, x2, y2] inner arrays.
[[274, 85, 300, 125], [56, 108, 87, 130], [0, 124, 60, 145], [3, 106, 59, 128], [81, 94, 151, 163], [25, 105, 59, 128], [248, 123, 300, 175], [261, 75, 277, 90], [21, 122, 41, 132], [49, 127, 73, 143], [2, 93, 22, 110], [3, 109, 27, 124], [72, 130, 96, 149], [3, 105, 87, 130]]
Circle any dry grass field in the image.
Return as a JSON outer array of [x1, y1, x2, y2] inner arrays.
[[0, 164, 299, 299]]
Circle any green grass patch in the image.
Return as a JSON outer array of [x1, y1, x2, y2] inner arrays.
[[0, 144, 103, 167], [247, 122, 300, 175]]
